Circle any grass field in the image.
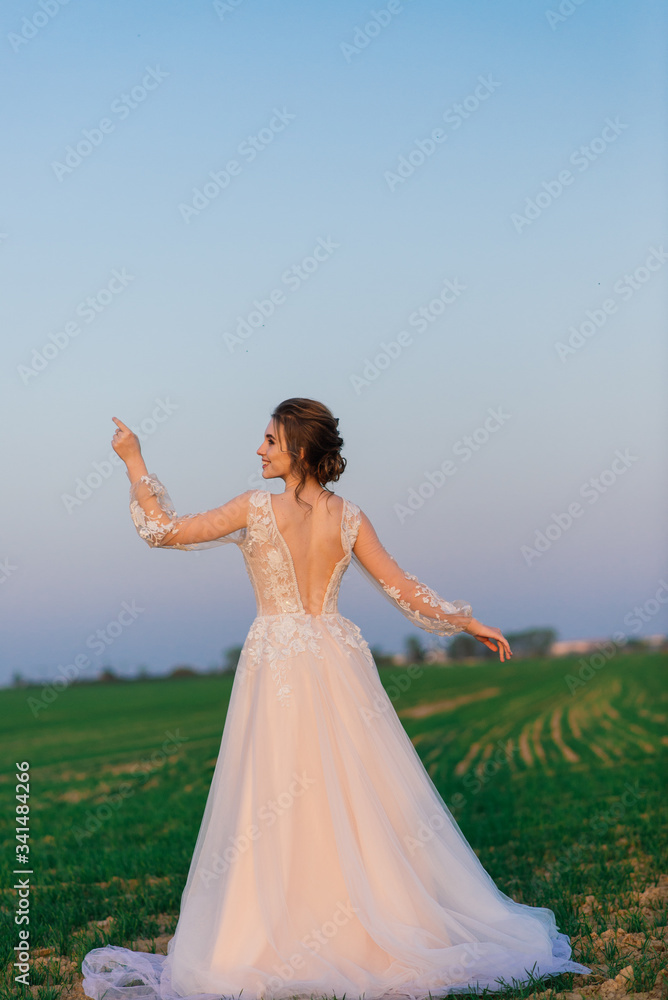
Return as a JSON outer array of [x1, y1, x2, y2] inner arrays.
[[1, 651, 666, 1000]]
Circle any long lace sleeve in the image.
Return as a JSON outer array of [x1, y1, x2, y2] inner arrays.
[[351, 508, 473, 636], [128, 473, 250, 550]]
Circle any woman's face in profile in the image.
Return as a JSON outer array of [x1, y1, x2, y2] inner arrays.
[[257, 418, 290, 480]]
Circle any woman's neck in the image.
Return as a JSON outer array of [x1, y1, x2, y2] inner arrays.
[[280, 473, 329, 502]]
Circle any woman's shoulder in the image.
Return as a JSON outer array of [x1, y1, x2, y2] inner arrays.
[[243, 488, 272, 517], [341, 494, 361, 517], [245, 488, 362, 520], [323, 492, 362, 519], [246, 487, 268, 501], [333, 495, 363, 540]]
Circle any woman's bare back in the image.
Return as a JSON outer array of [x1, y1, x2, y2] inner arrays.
[[269, 491, 346, 614]]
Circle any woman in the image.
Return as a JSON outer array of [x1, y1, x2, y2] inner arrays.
[[82, 398, 590, 1000]]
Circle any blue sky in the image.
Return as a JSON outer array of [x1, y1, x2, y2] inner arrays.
[[1, 0, 666, 687]]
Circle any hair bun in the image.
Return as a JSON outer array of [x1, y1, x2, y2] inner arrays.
[[270, 397, 347, 512]]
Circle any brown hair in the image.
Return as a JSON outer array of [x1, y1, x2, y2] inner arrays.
[[270, 397, 346, 513]]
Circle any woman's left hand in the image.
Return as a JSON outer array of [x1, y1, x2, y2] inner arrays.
[[464, 618, 513, 662]]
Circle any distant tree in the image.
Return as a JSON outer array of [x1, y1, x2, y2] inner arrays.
[[98, 667, 120, 683], [448, 634, 480, 661], [369, 645, 395, 669], [423, 639, 448, 663], [169, 665, 199, 679], [505, 628, 557, 658], [222, 645, 244, 674], [136, 664, 151, 680], [404, 636, 426, 664], [624, 637, 650, 651], [448, 627, 558, 661], [11, 670, 25, 688]]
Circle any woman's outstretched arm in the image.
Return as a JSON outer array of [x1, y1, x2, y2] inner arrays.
[[111, 417, 251, 548], [352, 508, 512, 662]]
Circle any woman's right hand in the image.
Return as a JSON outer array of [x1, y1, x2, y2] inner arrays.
[[111, 417, 143, 464], [464, 618, 513, 662]]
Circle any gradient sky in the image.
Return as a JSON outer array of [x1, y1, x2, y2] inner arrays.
[[1, 0, 666, 687]]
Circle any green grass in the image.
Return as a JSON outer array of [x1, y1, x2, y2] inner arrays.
[[1, 651, 666, 1000]]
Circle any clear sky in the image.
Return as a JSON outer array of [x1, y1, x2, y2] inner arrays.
[[1, 0, 666, 687]]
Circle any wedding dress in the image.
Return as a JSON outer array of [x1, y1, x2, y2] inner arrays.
[[81, 475, 590, 1000]]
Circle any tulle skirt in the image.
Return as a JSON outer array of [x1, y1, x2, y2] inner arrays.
[[81, 612, 591, 1000]]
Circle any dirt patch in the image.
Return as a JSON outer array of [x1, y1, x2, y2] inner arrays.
[[399, 686, 502, 719]]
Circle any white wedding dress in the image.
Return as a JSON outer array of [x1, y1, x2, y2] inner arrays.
[[81, 475, 591, 1000]]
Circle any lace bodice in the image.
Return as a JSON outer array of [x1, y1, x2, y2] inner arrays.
[[128, 474, 473, 635], [240, 490, 360, 616]]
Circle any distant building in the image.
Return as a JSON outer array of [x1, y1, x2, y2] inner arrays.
[[644, 634, 668, 649], [550, 634, 667, 656], [550, 639, 606, 656]]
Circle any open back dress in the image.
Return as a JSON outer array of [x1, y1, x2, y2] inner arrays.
[[81, 474, 590, 1000]]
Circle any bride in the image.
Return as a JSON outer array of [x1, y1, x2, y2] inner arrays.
[[81, 397, 590, 1000]]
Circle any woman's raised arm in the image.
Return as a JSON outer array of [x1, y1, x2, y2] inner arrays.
[[111, 417, 251, 550]]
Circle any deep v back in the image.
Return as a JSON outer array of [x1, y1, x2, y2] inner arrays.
[[240, 489, 361, 617]]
